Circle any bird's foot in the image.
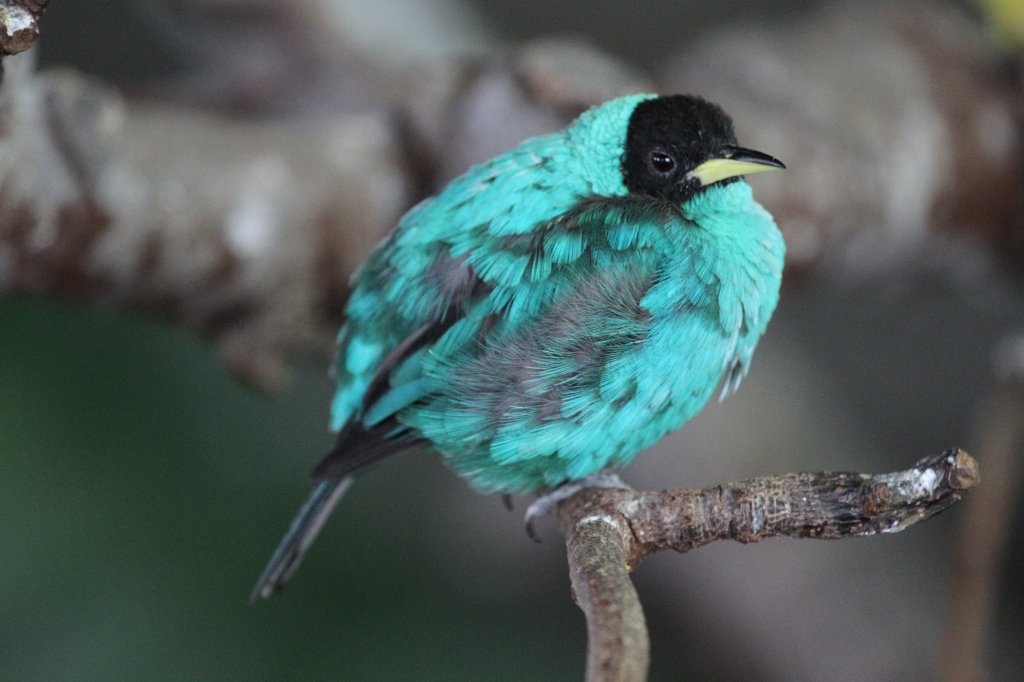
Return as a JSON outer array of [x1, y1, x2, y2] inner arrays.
[[523, 470, 631, 542]]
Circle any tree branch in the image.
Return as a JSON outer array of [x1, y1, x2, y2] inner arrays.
[[0, 0, 45, 58], [942, 337, 1024, 681], [558, 449, 979, 682], [563, 505, 650, 682]]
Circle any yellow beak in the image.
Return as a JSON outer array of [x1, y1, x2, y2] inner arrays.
[[688, 146, 785, 187]]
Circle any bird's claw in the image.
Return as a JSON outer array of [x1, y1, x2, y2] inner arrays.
[[523, 470, 630, 542]]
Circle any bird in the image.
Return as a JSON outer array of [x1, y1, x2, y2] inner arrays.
[[251, 93, 785, 601]]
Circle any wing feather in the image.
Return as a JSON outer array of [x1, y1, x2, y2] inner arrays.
[[319, 126, 680, 482]]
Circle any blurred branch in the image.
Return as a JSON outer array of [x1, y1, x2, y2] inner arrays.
[[661, 0, 1024, 281], [0, 1, 1018, 391], [0, 33, 644, 387], [0, 55, 412, 389], [0, 1, 1017, 391], [558, 449, 979, 682], [943, 338, 1024, 681]]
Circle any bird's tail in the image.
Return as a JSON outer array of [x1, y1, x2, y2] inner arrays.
[[250, 476, 354, 602]]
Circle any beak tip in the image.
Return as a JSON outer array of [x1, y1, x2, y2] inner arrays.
[[723, 145, 785, 170]]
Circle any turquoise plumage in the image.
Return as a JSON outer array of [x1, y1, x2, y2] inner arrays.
[[253, 93, 785, 599]]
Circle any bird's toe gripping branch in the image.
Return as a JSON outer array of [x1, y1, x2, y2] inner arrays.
[[524, 469, 632, 542]]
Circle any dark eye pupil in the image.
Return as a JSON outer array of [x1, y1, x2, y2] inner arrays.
[[651, 152, 675, 173]]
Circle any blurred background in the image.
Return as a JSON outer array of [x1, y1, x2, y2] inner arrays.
[[1, 0, 1023, 680]]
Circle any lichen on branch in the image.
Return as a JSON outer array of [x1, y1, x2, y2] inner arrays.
[[0, 0, 46, 58]]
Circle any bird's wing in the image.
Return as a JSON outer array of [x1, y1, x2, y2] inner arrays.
[[400, 254, 664, 488], [327, 131, 576, 431], [315, 181, 679, 481], [315, 131, 594, 476]]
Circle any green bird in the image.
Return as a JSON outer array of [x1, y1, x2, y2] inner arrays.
[[252, 93, 785, 600]]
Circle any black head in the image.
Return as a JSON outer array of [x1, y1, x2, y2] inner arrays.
[[621, 95, 782, 204]]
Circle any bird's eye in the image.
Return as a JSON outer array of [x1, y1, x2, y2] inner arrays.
[[650, 152, 675, 173]]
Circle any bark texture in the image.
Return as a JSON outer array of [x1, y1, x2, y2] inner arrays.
[[559, 449, 979, 682]]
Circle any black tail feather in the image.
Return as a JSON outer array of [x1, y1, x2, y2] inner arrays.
[[250, 477, 354, 602], [253, 421, 419, 601], [310, 419, 416, 481]]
